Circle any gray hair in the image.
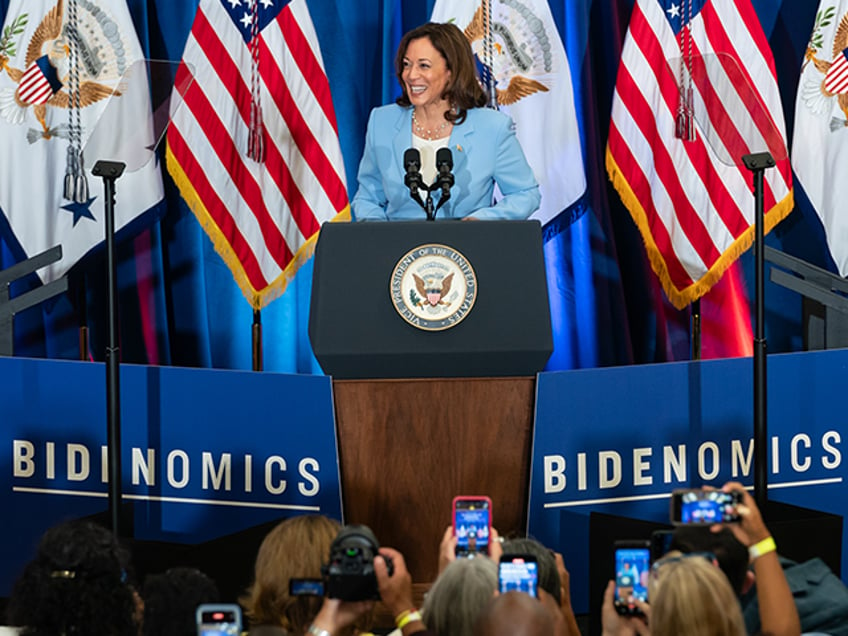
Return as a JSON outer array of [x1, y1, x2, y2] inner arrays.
[[501, 537, 561, 604], [423, 557, 498, 636]]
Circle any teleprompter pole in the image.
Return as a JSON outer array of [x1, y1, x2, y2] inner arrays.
[[742, 151, 774, 515], [92, 160, 126, 538]]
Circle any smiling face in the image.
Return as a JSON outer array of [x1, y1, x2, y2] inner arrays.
[[402, 36, 452, 111]]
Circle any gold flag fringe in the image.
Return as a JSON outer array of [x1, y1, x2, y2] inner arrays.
[[166, 143, 351, 311], [605, 147, 794, 310]]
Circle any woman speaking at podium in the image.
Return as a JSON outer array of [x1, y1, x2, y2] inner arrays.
[[352, 22, 540, 221]]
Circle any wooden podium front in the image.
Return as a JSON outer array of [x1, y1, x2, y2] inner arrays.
[[333, 376, 535, 584]]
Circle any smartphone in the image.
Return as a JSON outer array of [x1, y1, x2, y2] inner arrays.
[[499, 554, 539, 598], [289, 578, 325, 596], [452, 496, 492, 557], [196, 604, 242, 636], [670, 489, 743, 525], [613, 540, 650, 616]]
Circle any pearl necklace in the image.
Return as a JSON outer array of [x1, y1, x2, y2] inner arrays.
[[412, 109, 450, 141]]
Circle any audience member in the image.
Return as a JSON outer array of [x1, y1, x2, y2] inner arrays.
[[6, 520, 140, 636], [670, 505, 848, 635], [142, 566, 219, 636], [500, 538, 561, 604], [422, 555, 498, 636], [649, 552, 747, 636], [601, 551, 743, 636], [309, 547, 434, 636], [437, 525, 502, 575], [672, 482, 802, 636], [602, 481, 806, 636], [669, 526, 749, 594], [240, 514, 341, 636], [500, 537, 580, 636], [473, 591, 554, 636]]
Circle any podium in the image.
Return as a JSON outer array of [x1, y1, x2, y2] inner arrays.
[[309, 220, 553, 379], [308, 220, 552, 584]]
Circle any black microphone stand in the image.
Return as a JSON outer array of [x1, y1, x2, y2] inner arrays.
[[92, 159, 126, 538], [408, 180, 452, 222], [424, 188, 436, 221], [407, 180, 437, 221]]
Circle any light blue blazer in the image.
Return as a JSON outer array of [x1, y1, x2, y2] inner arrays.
[[352, 104, 540, 221]]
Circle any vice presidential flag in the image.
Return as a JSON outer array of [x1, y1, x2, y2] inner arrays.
[[606, 0, 793, 309], [793, 1, 848, 275], [0, 0, 163, 283], [430, 0, 586, 226], [167, 0, 349, 310]]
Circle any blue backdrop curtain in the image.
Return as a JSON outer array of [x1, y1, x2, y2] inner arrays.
[[0, 0, 833, 373]]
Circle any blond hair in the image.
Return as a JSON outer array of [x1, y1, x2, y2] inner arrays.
[[240, 515, 340, 632], [649, 553, 747, 636]]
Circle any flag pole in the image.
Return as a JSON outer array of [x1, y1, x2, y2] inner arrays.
[[252, 308, 263, 371], [742, 151, 774, 515], [76, 276, 89, 361], [690, 299, 701, 360]]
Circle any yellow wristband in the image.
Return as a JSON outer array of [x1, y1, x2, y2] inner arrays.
[[749, 536, 776, 560], [396, 609, 422, 630]]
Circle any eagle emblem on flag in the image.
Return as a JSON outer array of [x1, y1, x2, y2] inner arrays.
[[0, 0, 129, 143], [801, 7, 848, 130], [462, 1, 550, 105]]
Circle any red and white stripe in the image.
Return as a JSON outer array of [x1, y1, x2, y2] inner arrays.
[[18, 61, 55, 105], [825, 49, 848, 95], [607, 0, 792, 308], [167, 0, 347, 308]]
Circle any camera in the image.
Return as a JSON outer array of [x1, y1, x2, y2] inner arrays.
[[321, 524, 393, 601], [196, 604, 241, 636]]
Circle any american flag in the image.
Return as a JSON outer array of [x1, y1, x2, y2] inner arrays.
[[166, 0, 349, 310], [606, 0, 793, 309]]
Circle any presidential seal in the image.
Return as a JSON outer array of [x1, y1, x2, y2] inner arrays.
[[390, 244, 477, 331]]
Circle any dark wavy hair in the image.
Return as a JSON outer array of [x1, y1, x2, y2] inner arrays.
[[395, 22, 488, 125], [668, 526, 749, 597], [143, 567, 219, 636], [7, 520, 139, 636]]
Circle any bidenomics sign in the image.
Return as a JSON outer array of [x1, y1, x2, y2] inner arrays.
[[528, 350, 847, 611], [2, 358, 342, 593]]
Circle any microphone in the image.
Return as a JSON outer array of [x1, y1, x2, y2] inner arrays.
[[403, 148, 423, 199], [435, 147, 454, 209]]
